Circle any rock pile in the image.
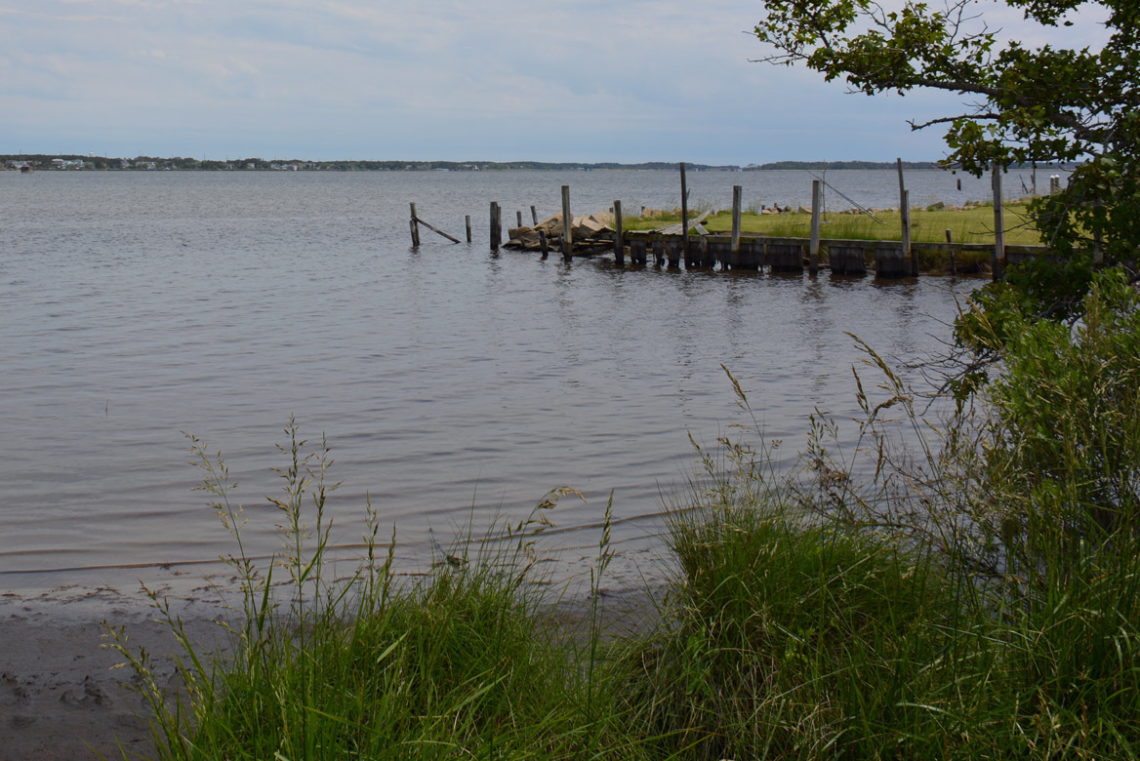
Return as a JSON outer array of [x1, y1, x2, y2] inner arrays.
[[505, 212, 615, 252]]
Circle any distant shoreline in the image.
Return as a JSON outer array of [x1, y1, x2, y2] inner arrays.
[[2, 155, 984, 173]]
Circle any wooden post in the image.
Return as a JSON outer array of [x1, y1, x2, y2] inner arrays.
[[731, 185, 742, 254], [409, 203, 421, 247], [561, 185, 573, 260], [465, 215, 472, 243], [538, 229, 549, 259], [991, 166, 1004, 280], [902, 189, 914, 275], [490, 201, 501, 252], [613, 200, 624, 266], [679, 162, 689, 261], [897, 158, 915, 276], [946, 229, 955, 274], [517, 210, 523, 228], [809, 180, 822, 275], [530, 205, 538, 225]]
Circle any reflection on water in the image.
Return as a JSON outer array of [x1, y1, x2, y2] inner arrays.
[[0, 170, 985, 591]]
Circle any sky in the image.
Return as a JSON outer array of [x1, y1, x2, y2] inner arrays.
[[0, 0, 1111, 164]]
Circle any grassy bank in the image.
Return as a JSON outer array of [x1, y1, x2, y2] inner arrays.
[[627, 202, 1044, 246], [116, 273, 1140, 760]]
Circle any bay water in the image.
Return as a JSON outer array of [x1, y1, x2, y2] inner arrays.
[[0, 168, 1035, 592]]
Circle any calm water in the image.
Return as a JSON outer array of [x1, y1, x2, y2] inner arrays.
[[0, 169, 1032, 591]]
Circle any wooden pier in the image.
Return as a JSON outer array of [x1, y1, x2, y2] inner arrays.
[[408, 161, 1057, 279]]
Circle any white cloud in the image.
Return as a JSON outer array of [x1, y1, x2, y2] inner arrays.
[[3, 0, 1079, 162]]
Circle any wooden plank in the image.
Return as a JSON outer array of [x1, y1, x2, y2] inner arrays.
[[413, 215, 461, 244]]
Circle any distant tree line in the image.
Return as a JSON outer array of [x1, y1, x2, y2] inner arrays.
[[3, 155, 984, 172]]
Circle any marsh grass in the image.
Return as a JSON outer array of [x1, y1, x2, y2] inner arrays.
[[625, 204, 1043, 246], [115, 275, 1140, 758]]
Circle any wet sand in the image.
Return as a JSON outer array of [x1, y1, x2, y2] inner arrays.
[[0, 545, 667, 760], [0, 583, 234, 761]]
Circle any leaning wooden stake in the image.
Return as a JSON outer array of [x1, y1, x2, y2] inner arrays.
[[991, 166, 1004, 281], [414, 215, 461, 244], [809, 180, 822, 275], [561, 185, 573, 260], [613, 200, 624, 265], [465, 215, 472, 243], [731, 185, 743, 254], [530, 205, 538, 225]]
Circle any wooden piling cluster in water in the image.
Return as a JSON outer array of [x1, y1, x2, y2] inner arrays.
[[408, 158, 1053, 279]]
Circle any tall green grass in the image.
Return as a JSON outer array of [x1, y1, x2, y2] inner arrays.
[[115, 272, 1140, 759]]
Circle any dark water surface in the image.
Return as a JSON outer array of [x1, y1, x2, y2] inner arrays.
[[1, 169, 1023, 590]]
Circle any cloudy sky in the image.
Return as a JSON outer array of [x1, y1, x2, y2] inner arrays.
[[0, 0, 1108, 164]]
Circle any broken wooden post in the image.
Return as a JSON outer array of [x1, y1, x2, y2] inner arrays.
[[530, 205, 538, 225], [490, 201, 501, 252], [991, 166, 1004, 280], [516, 210, 523, 228], [561, 185, 573, 260], [731, 185, 742, 254], [809, 180, 822, 275], [613, 200, 624, 266], [465, 215, 472, 243], [409, 203, 421, 247], [538, 229, 549, 259]]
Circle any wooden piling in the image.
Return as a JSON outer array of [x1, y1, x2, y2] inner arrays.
[[561, 185, 573, 261], [538, 229, 549, 259], [629, 237, 647, 265], [517, 210, 523, 228], [409, 203, 421, 247], [530, 205, 538, 225], [613, 200, 624, 265], [991, 166, 1004, 280], [465, 215, 472, 243], [490, 201, 501, 252], [731, 185, 742, 255], [809, 180, 822, 275], [897, 159, 915, 276], [679, 162, 689, 261]]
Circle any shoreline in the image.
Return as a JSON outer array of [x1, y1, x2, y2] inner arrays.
[[0, 536, 671, 761]]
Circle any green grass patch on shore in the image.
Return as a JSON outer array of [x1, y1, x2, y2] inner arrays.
[[626, 203, 1044, 246]]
